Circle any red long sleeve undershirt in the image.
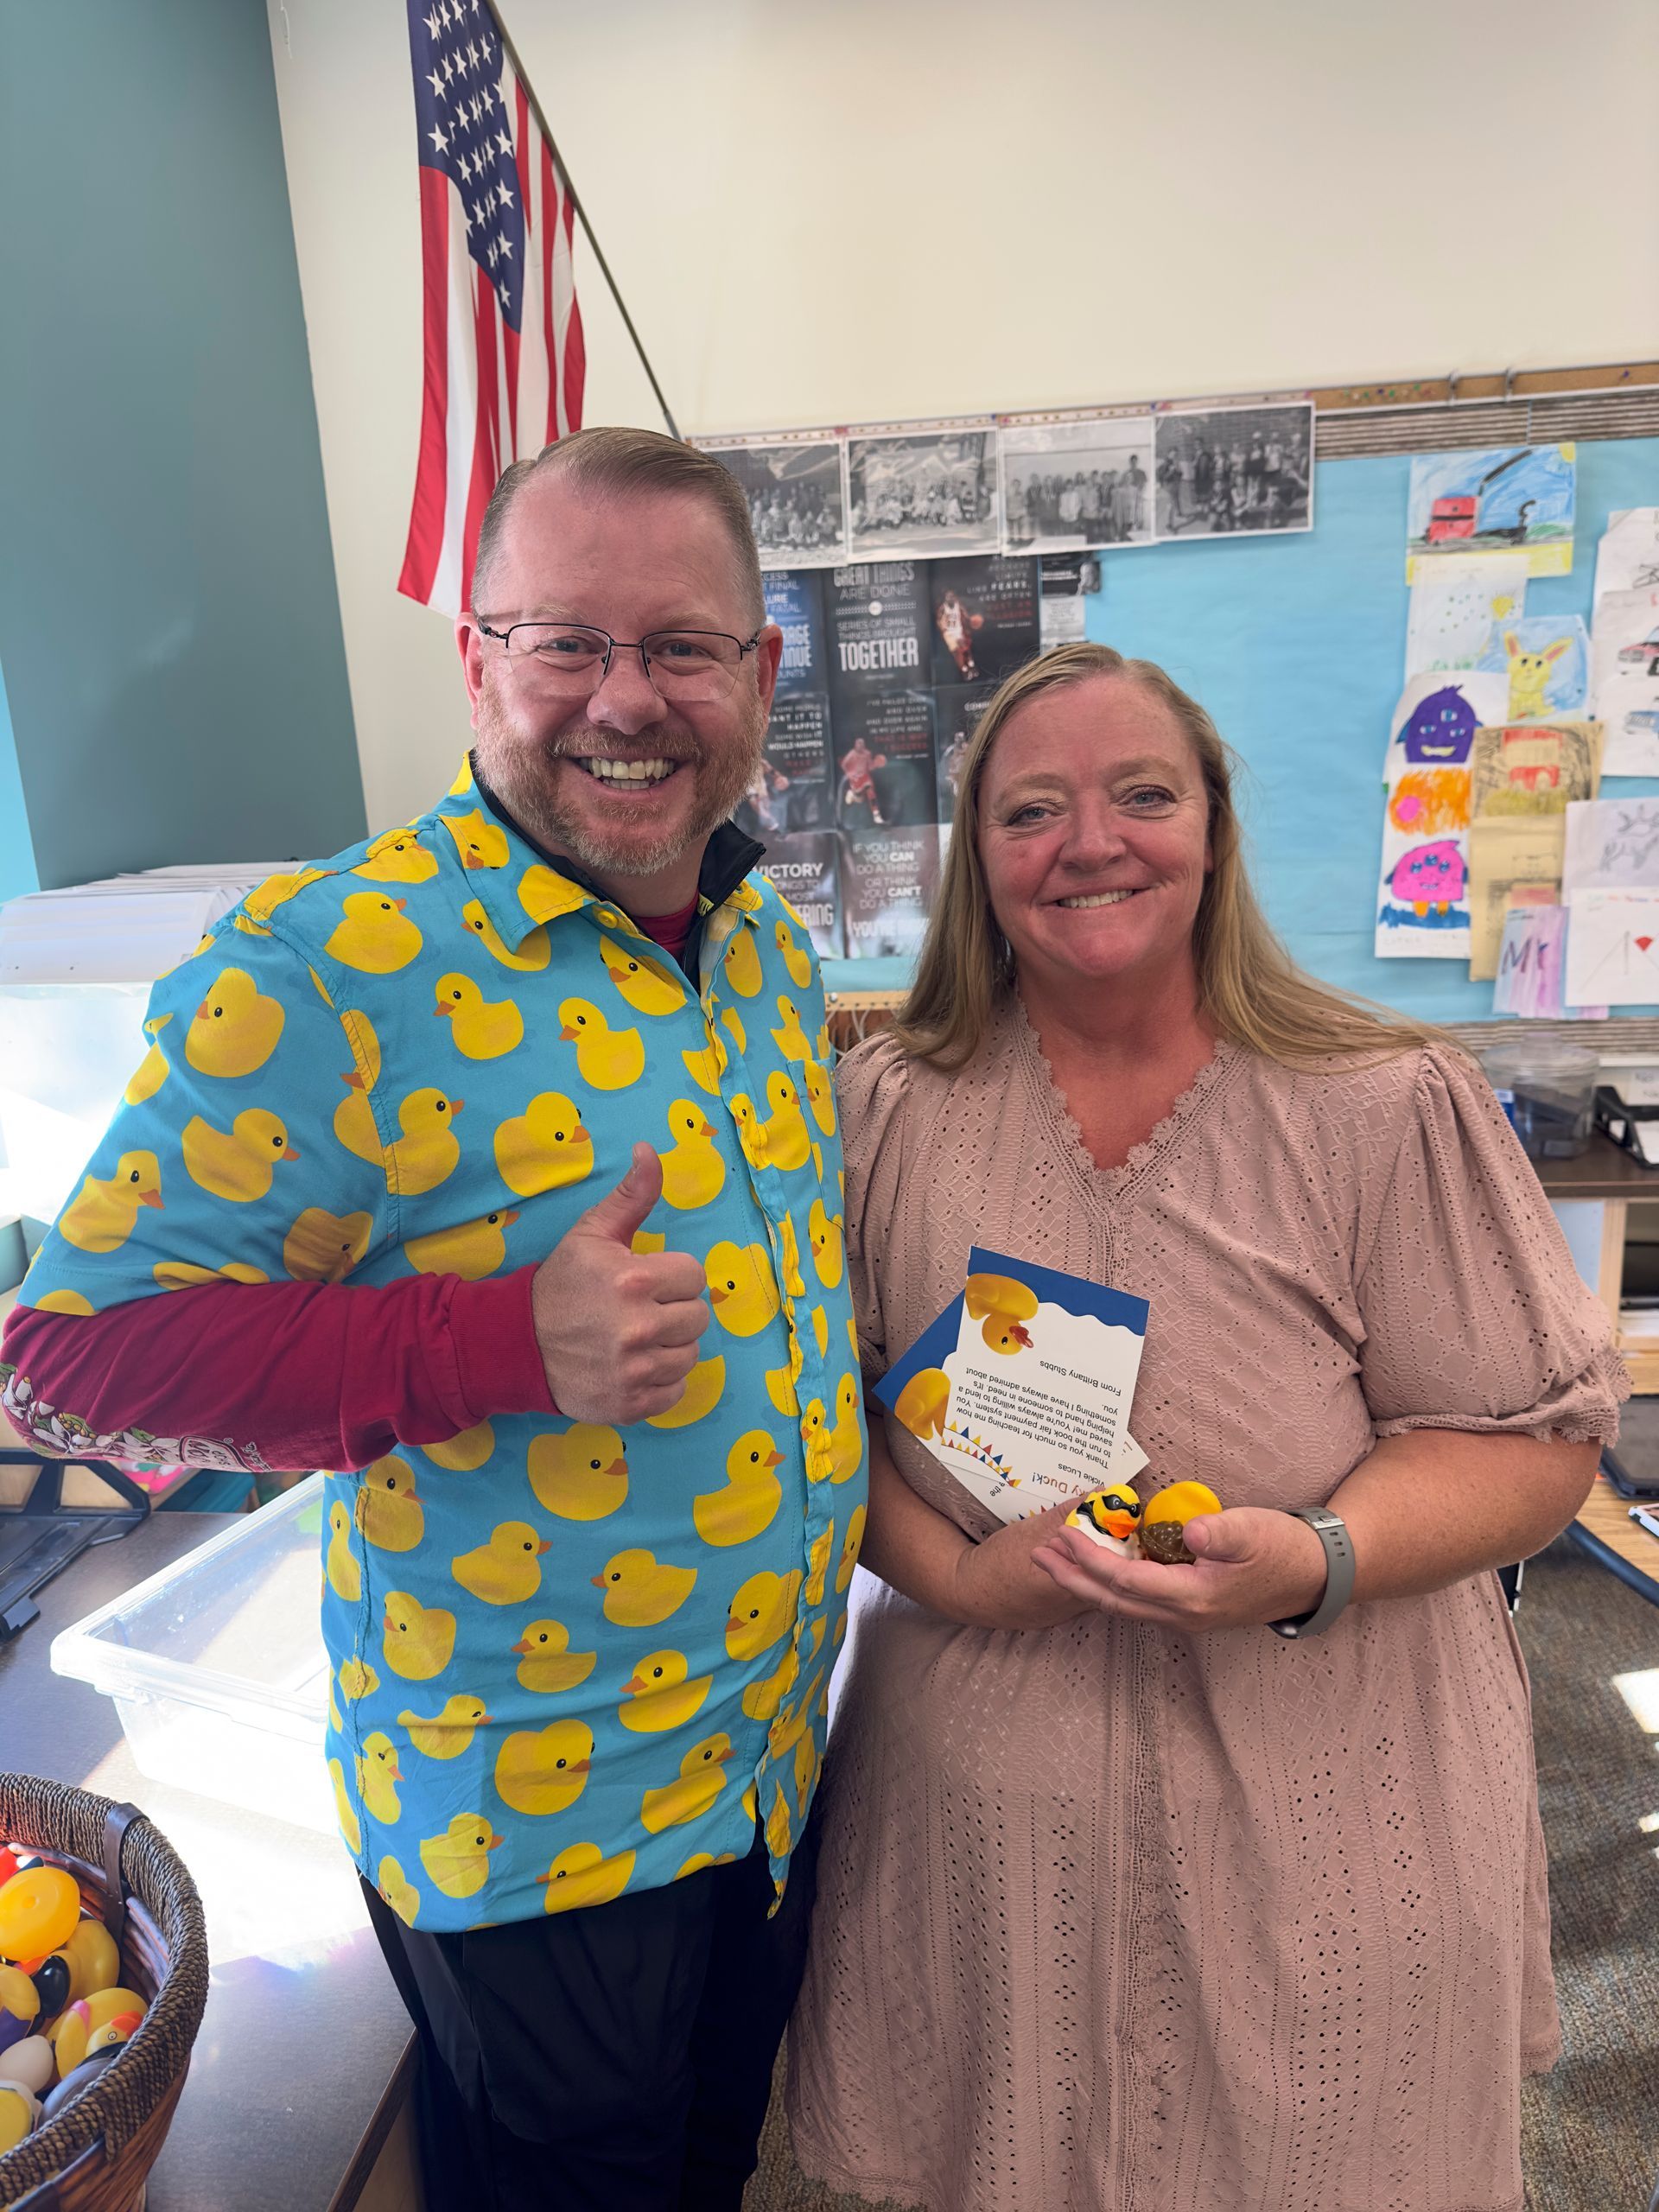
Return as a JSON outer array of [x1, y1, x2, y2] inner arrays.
[[0, 898, 699, 1474]]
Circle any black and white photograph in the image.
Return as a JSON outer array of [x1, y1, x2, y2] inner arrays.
[[1001, 416, 1155, 552], [928, 555, 1040, 686], [755, 833, 842, 960], [1151, 401, 1314, 540], [847, 429, 1000, 559], [703, 436, 848, 569]]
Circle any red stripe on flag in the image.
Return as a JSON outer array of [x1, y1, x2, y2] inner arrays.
[[461, 271, 501, 613], [562, 190, 586, 432], [397, 163, 454, 607], [541, 142, 560, 445], [502, 322, 520, 457]]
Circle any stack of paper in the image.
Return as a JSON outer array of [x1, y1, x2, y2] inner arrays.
[[0, 862, 286, 985]]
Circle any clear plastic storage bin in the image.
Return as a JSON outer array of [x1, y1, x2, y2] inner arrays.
[[51, 1476, 335, 1834]]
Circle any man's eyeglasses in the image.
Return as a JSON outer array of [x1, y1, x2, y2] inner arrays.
[[476, 620, 762, 703]]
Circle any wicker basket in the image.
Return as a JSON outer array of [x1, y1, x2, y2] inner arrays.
[[0, 1777, 208, 2210]]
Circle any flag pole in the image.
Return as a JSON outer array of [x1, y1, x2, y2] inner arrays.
[[492, 7, 682, 442]]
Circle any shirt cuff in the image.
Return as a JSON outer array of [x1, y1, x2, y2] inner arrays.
[[448, 1267, 557, 1420]]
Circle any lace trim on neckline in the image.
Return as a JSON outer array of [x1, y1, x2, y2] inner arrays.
[[1008, 993, 1241, 1199]]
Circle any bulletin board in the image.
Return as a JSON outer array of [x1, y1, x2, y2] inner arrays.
[[817, 421, 1659, 1017]]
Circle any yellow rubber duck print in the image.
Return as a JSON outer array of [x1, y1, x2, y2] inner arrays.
[[725, 1567, 803, 1662], [518, 863, 590, 926], [495, 1091, 594, 1197], [537, 1843, 635, 1913], [60, 1151, 163, 1253], [420, 1814, 500, 1900], [804, 1520, 835, 1607], [741, 1638, 798, 1722], [704, 1241, 781, 1338], [894, 1368, 950, 1441], [338, 1656, 380, 1700], [353, 826, 437, 885], [645, 1353, 726, 1430], [728, 1095, 769, 1172], [153, 1258, 267, 1291], [658, 1100, 725, 1211], [808, 1198, 844, 1287], [332, 1011, 383, 1164], [185, 967, 285, 1077], [810, 1304, 830, 1357], [801, 1058, 836, 1137], [463, 897, 550, 971], [328, 1758, 363, 1855], [722, 930, 763, 998], [640, 1734, 732, 1833], [766, 1781, 793, 1858], [434, 974, 524, 1060], [766, 1330, 804, 1417], [356, 1732, 404, 1825], [721, 1006, 747, 1056], [774, 919, 813, 988], [770, 996, 813, 1064], [529, 1424, 629, 1521], [353, 1457, 424, 1551], [677, 1852, 739, 1878], [560, 998, 645, 1090], [325, 893, 423, 975], [30, 1287, 95, 1314], [618, 1650, 713, 1733], [122, 1015, 172, 1105], [439, 807, 511, 871], [244, 865, 331, 925], [384, 1090, 464, 1196], [794, 1729, 818, 1812], [453, 1521, 550, 1606], [283, 1205, 373, 1282], [964, 1272, 1039, 1353], [776, 1213, 805, 1298], [182, 1109, 298, 1203], [514, 1619, 597, 1694], [376, 1855, 421, 1925], [837, 1504, 866, 1592], [693, 1429, 783, 1548], [495, 1719, 594, 1815], [326, 1500, 361, 1600], [599, 937, 685, 1015], [404, 1207, 517, 1281], [829, 1373, 862, 1484], [758, 1074, 810, 1172], [383, 1591, 456, 1681], [422, 1419, 494, 1471], [594, 1548, 697, 1627], [398, 1693, 490, 1758], [681, 1031, 727, 1096], [801, 1398, 833, 1485]]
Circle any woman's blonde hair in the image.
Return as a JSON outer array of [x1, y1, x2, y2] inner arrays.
[[897, 642, 1440, 1071]]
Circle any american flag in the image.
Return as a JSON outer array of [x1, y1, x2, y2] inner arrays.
[[397, 0, 585, 616]]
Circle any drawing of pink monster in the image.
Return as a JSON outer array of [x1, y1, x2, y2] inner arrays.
[[1389, 840, 1465, 915]]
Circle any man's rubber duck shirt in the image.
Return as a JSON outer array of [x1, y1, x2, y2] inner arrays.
[[10, 757, 868, 1930]]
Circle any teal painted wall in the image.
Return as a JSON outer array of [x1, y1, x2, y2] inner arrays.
[[0, 661, 37, 907], [0, 0, 365, 891]]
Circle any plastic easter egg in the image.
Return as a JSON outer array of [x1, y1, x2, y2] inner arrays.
[[62, 1919, 119, 2003], [40, 2040, 121, 2122], [29, 1953, 70, 2016], [0, 2035, 53, 2094], [0, 1850, 19, 1889], [48, 2000, 91, 2076], [0, 2082, 38, 2152], [82, 1987, 144, 2035], [0, 1867, 79, 1964]]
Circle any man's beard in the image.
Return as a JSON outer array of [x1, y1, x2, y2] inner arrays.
[[471, 675, 764, 880]]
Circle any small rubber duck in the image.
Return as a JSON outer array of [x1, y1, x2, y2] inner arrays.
[[640, 1734, 732, 1833], [324, 892, 423, 975], [494, 1091, 594, 1198], [724, 1567, 802, 1662], [617, 1649, 713, 1733], [382, 1591, 456, 1680], [593, 1548, 698, 1628], [1063, 1485, 1144, 1557], [433, 974, 524, 1060], [59, 1151, 163, 1252], [452, 1521, 550, 1606], [693, 1429, 784, 1548], [529, 1424, 629, 1521], [404, 1208, 518, 1281], [513, 1618, 597, 1694], [182, 1109, 298, 1204], [703, 1242, 781, 1338], [494, 1719, 594, 1815], [559, 997, 645, 1090], [721, 931, 763, 998], [185, 966, 285, 1077], [397, 1693, 490, 1758], [537, 1843, 635, 1913], [419, 1814, 501, 1900]]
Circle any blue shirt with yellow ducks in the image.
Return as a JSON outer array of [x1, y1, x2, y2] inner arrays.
[[16, 757, 868, 1931]]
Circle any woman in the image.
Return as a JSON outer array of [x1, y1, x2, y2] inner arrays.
[[788, 643, 1623, 2212]]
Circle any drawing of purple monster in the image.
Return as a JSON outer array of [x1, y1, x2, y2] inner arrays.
[[1389, 839, 1466, 915], [1401, 685, 1478, 765]]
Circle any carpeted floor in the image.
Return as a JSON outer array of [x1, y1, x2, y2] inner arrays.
[[745, 1534, 1659, 2211]]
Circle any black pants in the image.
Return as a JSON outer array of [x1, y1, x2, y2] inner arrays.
[[361, 1796, 821, 2212]]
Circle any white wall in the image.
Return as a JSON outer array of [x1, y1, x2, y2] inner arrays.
[[267, 0, 1659, 834]]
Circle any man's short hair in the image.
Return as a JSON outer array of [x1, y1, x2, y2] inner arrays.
[[469, 426, 766, 626]]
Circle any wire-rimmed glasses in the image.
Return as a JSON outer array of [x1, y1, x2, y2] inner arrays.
[[476, 620, 761, 702]]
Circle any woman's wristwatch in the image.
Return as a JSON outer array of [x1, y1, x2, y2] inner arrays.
[[1267, 1506, 1355, 1639]]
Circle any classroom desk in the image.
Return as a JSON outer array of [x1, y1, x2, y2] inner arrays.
[[1569, 1472, 1659, 1609], [0, 1511, 416, 2212], [1535, 1133, 1659, 1390]]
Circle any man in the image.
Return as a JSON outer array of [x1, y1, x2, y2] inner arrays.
[[1, 427, 867, 2212]]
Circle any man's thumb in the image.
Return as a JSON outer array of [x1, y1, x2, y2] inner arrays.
[[577, 1141, 663, 1243]]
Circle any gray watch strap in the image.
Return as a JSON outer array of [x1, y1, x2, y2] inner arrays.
[[1268, 1506, 1355, 1639]]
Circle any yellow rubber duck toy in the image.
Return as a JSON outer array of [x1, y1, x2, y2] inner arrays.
[[463, 898, 550, 972], [324, 892, 423, 975], [537, 1843, 636, 1914], [704, 1242, 781, 1338], [693, 1429, 783, 1548], [419, 1814, 501, 1901], [434, 974, 524, 1060], [122, 1014, 172, 1106], [375, 1855, 422, 1925], [725, 1567, 803, 1662], [528, 1424, 630, 1521], [422, 1418, 494, 1471], [59, 1152, 163, 1252], [353, 1457, 424, 1551], [355, 1732, 404, 1825], [495, 1719, 594, 1816], [774, 918, 813, 988], [353, 826, 437, 885], [326, 1500, 361, 1600], [397, 1693, 490, 1758], [593, 1548, 698, 1628], [769, 995, 814, 1064], [808, 1198, 844, 1287], [758, 1073, 810, 1171], [404, 1207, 518, 1281], [382, 1592, 456, 1681], [383, 1090, 464, 1196], [182, 1109, 298, 1203], [658, 1101, 725, 1211], [439, 807, 511, 870], [804, 1519, 835, 1606], [894, 1368, 950, 1442], [801, 1058, 836, 1137], [645, 1353, 726, 1431], [838, 1504, 866, 1592], [559, 997, 645, 1090], [618, 1650, 713, 1733], [829, 1373, 862, 1484], [328, 1758, 362, 1855], [599, 937, 685, 1015], [964, 1272, 1039, 1354], [513, 1618, 597, 1694], [680, 1031, 727, 1097], [721, 931, 763, 998], [495, 1091, 594, 1198], [453, 1521, 550, 1607], [338, 1655, 380, 1700], [185, 966, 285, 1078], [283, 1205, 373, 1282], [640, 1734, 732, 1833], [728, 1095, 769, 1173]]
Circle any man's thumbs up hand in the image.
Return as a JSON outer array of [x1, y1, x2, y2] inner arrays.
[[531, 1144, 711, 1424]]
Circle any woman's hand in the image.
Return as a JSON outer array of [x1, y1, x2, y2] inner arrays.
[[950, 1505, 1100, 1630], [1029, 1505, 1329, 1632]]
